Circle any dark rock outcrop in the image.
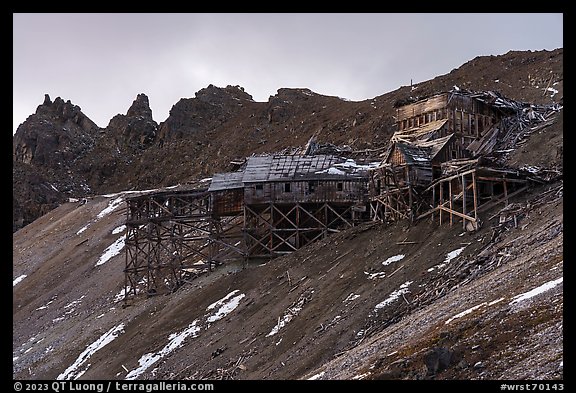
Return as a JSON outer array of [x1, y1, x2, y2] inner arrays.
[[104, 93, 158, 149], [157, 85, 253, 141], [13, 94, 99, 167]]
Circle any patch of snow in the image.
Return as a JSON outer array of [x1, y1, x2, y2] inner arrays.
[[307, 371, 325, 380], [49, 183, 59, 192], [382, 254, 405, 266], [76, 225, 89, 235], [13, 356, 19, 362], [45, 346, 54, 354], [521, 165, 540, 174], [126, 320, 200, 380], [445, 303, 485, 324], [510, 277, 563, 305], [53, 317, 65, 323], [494, 79, 500, 83], [57, 323, 125, 380], [546, 87, 559, 97], [266, 297, 306, 337], [96, 236, 126, 266], [200, 177, 212, 183], [352, 372, 371, 380], [487, 297, 505, 306], [24, 347, 33, 354], [343, 293, 360, 303], [97, 196, 124, 219], [73, 364, 91, 379], [315, 167, 345, 175], [429, 247, 466, 272], [64, 295, 85, 309], [35, 305, 49, 311], [13, 275, 27, 287], [444, 247, 466, 264], [412, 156, 429, 162], [112, 225, 126, 234], [374, 281, 412, 310], [275, 338, 282, 346], [96, 313, 105, 319], [367, 272, 387, 280], [206, 291, 245, 323]]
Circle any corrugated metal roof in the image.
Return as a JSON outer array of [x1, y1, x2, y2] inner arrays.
[[210, 155, 382, 190], [208, 172, 244, 191], [242, 155, 273, 183]]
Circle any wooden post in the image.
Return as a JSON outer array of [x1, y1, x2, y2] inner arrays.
[[295, 203, 300, 249], [472, 172, 478, 221], [462, 174, 467, 230], [269, 203, 274, 256], [439, 182, 443, 225], [432, 185, 436, 221], [449, 179, 453, 226]]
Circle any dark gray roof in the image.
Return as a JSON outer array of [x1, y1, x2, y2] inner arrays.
[[208, 172, 244, 192]]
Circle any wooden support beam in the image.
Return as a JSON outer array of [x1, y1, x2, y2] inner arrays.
[[432, 185, 436, 221], [477, 186, 528, 213], [462, 174, 467, 230], [472, 172, 478, 222], [449, 179, 453, 226], [438, 206, 477, 223], [439, 182, 443, 225]]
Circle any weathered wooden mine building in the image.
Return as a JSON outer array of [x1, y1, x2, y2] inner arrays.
[[123, 89, 557, 301], [210, 154, 379, 258], [124, 154, 380, 298], [369, 89, 537, 225]]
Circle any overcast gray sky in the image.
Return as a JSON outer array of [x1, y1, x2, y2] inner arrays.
[[13, 13, 563, 133]]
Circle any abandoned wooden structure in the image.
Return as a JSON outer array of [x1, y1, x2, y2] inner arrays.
[[124, 188, 245, 299], [122, 88, 556, 301], [369, 89, 527, 223], [417, 159, 529, 230], [123, 155, 380, 300], [393, 90, 516, 146], [213, 154, 379, 259]]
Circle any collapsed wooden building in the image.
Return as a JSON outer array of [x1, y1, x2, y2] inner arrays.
[[368, 89, 560, 225], [123, 88, 561, 300]]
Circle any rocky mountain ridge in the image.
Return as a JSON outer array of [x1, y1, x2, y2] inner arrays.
[[12, 48, 563, 233]]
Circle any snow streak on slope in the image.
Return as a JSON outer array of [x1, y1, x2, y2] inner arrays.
[[428, 246, 466, 272], [96, 237, 126, 266], [206, 290, 246, 324], [125, 320, 201, 380], [267, 295, 308, 337], [57, 323, 125, 380], [510, 277, 563, 305], [13, 274, 27, 287], [125, 290, 246, 380], [374, 281, 412, 310]]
